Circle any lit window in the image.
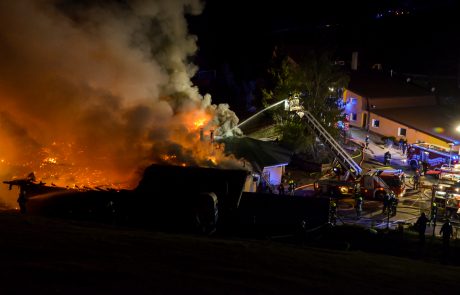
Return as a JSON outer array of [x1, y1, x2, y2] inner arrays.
[[350, 113, 357, 121], [350, 98, 358, 105], [372, 119, 380, 128], [398, 128, 407, 136]]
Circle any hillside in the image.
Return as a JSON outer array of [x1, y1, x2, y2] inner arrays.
[[0, 211, 458, 295]]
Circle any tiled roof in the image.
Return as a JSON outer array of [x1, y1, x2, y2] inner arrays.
[[372, 106, 460, 143], [221, 137, 293, 172], [347, 71, 435, 98]]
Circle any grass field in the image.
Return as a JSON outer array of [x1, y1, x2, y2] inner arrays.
[[0, 211, 459, 295]]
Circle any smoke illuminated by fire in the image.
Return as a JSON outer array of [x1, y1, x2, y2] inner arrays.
[[0, 0, 244, 207]]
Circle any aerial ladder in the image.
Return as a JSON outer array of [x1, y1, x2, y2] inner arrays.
[[288, 97, 361, 180], [288, 98, 395, 200], [302, 109, 362, 180]]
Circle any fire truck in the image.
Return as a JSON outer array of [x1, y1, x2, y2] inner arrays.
[[290, 103, 404, 200], [436, 164, 460, 181], [314, 168, 406, 200], [407, 142, 459, 170], [432, 179, 460, 220]]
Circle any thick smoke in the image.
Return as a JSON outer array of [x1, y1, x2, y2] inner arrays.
[[0, 0, 243, 203]]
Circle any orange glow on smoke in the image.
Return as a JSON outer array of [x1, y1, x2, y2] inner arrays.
[[182, 110, 212, 132], [194, 118, 206, 128]]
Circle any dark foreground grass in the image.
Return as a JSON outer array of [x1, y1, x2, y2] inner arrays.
[[0, 211, 458, 295]]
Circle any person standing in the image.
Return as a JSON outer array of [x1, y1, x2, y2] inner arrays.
[[384, 151, 391, 166], [278, 183, 285, 195], [17, 187, 27, 214], [365, 135, 370, 149], [402, 141, 407, 155], [430, 202, 438, 226], [389, 193, 398, 216], [382, 192, 390, 214], [422, 161, 429, 176], [329, 199, 338, 226], [355, 194, 363, 220], [414, 212, 429, 245], [440, 219, 454, 256], [398, 138, 404, 150], [413, 170, 420, 190]]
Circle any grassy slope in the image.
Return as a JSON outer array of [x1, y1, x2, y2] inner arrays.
[[0, 212, 458, 295]]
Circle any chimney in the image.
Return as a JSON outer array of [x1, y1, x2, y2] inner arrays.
[[351, 51, 358, 71], [210, 130, 214, 143], [200, 128, 204, 141]]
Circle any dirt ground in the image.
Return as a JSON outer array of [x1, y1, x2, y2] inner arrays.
[[1, 210, 459, 295]]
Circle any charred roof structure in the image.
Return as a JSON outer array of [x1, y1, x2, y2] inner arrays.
[[220, 137, 292, 173]]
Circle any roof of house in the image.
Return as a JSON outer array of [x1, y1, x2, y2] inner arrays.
[[221, 136, 293, 172], [347, 71, 435, 99], [372, 106, 460, 143]]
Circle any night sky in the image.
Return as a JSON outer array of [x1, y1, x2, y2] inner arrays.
[[189, 0, 460, 78]]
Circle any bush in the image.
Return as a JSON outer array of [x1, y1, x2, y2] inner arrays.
[[381, 136, 396, 145]]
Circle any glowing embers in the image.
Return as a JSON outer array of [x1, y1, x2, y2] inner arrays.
[[160, 153, 187, 167], [32, 141, 129, 190], [42, 157, 57, 165], [208, 156, 217, 166]]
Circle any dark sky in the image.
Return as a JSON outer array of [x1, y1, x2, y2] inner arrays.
[[189, 0, 460, 76]]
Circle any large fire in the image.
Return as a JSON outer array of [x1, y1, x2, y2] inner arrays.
[[0, 0, 244, 208]]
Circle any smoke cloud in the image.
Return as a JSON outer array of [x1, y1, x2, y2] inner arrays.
[[0, 0, 243, 205]]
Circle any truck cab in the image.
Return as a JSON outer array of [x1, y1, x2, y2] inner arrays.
[[359, 169, 405, 200], [432, 180, 460, 219]]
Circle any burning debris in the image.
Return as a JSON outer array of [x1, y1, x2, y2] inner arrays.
[[0, 0, 244, 206]]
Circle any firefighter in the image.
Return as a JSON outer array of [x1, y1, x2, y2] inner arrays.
[[414, 212, 429, 245], [382, 192, 390, 214], [278, 183, 285, 195], [383, 151, 391, 166], [422, 161, 428, 176], [365, 135, 370, 149], [430, 201, 438, 226], [329, 199, 337, 226], [440, 219, 454, 251], [413, 170, 420, 190], [17, 187, 27, 214], [288, 179, 295, 195], [355, 193, 363, 220], [389, 192, 398, 216]]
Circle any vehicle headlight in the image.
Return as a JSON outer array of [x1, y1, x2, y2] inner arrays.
[[339, 186, 348, 194]]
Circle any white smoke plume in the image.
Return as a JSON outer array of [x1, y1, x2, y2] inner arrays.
[[0, 0, 243, 205]]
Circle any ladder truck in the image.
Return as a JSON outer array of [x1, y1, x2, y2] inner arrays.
[[288, 99, 405, 200]]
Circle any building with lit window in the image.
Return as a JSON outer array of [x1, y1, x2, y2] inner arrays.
[[343, 71, 460, 150]]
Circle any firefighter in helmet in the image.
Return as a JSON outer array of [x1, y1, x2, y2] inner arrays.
[[430, 201, 438, 226], [413, 169, 421, 190], [384, 151, 391, 166], [329, 199, 338, 226]]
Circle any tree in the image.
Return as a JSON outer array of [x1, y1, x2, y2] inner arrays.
[[262, 49, 349, 157]]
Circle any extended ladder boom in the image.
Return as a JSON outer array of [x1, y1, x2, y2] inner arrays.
[[303, 110, 362, 179]]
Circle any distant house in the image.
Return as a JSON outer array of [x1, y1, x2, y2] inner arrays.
[[221, 137, 293, 188], [343, 71, 460, 151]]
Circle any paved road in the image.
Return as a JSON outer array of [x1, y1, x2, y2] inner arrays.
[[297, 126, 460, 238]]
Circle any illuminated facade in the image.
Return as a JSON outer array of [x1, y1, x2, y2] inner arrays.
[[342, 76, 460, 152]]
